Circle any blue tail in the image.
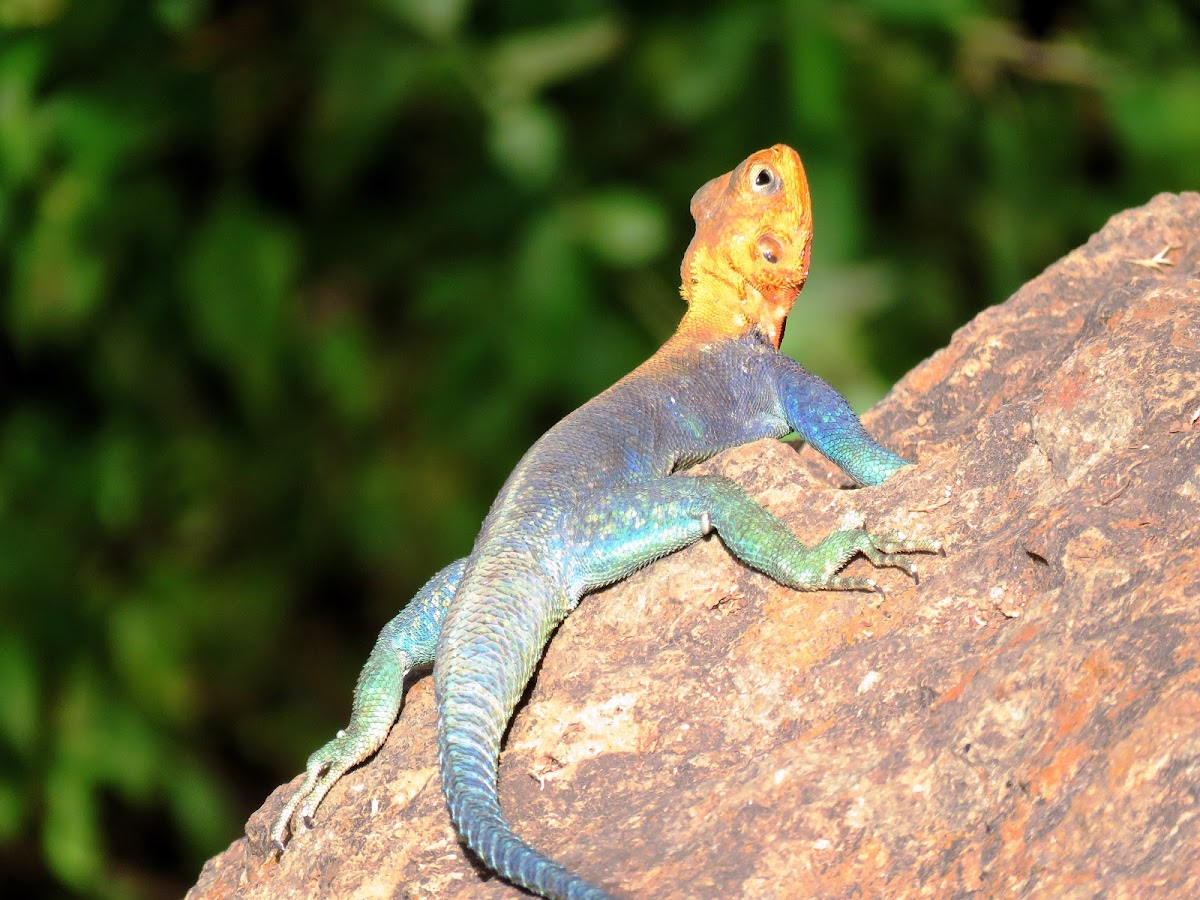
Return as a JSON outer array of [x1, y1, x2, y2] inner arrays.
[[439, 709, 614, 900]]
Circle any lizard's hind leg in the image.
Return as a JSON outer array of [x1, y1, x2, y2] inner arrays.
[[564, 474, 938, 598], [270, 557, 466, 849]]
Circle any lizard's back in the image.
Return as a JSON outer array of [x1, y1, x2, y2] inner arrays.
[[476, 334, 792, 548]]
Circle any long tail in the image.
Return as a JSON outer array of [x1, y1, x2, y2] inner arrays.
[[434, 565, 614, 900]]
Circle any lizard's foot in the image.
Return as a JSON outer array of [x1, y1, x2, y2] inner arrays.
[[270, 729, 376, 852], [270, 622, 416, 853], [856, 531, 943, 584], [790, 529, 942, 592]]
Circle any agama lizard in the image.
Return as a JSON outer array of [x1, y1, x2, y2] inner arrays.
[[270, 144, 939, 899]]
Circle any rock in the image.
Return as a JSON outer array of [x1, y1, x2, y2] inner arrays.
[[188, 193, 1200, 899]]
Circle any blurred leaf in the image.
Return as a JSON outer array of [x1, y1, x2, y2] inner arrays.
[[859, 0, 978, 27], [6, 94, 143, 344], [52, 96, 147, 177], [1108, 69, 1200, 170], [155, 0, 207, 33], [349, 454, 408, 561], [165, 757, 236, 856], [570, 188, 669, 267], [785, 261, 893, 410], [0, 633, 39, 759], [310, 314, 383, 426], [0, 778, 20, 842], [304, 30, 425, 197], [514, 208, 585, 334], [0, 37, 49, 189], [487, 17, 622, 101], [374, 0, 472, 40], [487, 101, 562, 185], [53, 663, 157, 799], [42, 763, 102, 889], [107, 599, 193, 726], [0, 0, 66, 28], [183, 195, 299, 416], [9, 184, 108, 343], [95, 430, 142, 532], [641, 6, 762, 122], [780, 4, 838, 139]]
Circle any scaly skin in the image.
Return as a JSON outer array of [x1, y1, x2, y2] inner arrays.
[[271, 145, 940, 899]]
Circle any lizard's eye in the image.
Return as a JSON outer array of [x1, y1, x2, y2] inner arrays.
[[751, 165, 780, 194]]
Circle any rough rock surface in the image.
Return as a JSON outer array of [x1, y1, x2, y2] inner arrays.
[[190, 193, 1200, 899]]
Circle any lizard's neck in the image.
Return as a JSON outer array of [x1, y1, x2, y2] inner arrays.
[[674, 269, 798, 348]]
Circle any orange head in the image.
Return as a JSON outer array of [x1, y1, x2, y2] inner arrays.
[[679, 144, 812, 347]]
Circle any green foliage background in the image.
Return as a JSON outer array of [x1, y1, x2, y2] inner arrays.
[[1, 0, 1197, 895]]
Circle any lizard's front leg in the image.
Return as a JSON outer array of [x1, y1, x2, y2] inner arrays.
[[771, 355, 913, 487], [271, 557, 466, 850], [566, 475, 939, 597]]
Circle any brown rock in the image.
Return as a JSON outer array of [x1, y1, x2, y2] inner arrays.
[[189, 193, 1200, 899]]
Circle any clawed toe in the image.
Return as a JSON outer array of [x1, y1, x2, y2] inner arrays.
[[825, 575, 879, 593]]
